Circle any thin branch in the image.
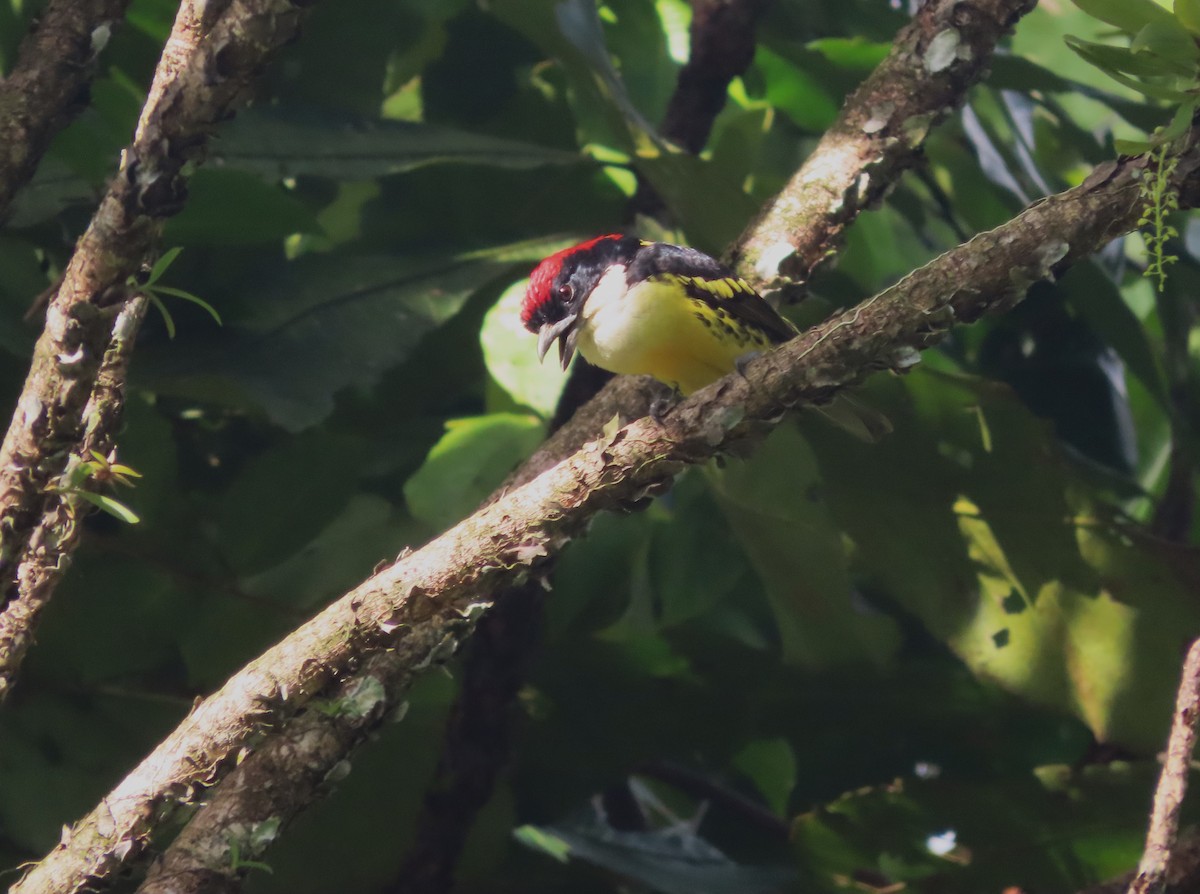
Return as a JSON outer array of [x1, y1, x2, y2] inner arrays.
[[0, 0, 131, 220], [14, 134, 1192, 894], [0, 0, 305, 702], [1128, 639, 1200, 894]]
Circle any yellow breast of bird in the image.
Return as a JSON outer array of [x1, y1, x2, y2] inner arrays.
[[576, 268, 772, 395]]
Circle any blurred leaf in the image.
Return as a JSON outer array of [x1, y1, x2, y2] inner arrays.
[[140, 241, 561, 430], [805, 37, 891, 70], [1068, 0, 1176, 34], [3, 158, 96, 228], [804, 371, 1200, 751], [707, 424, 902, 668], [732, 739, 795, 816], [794, 763, 1175, 892], [517, 806, 794, 894], [164, 169, 322, 245], [1060, 261, 1169, 409], [635, 152, 759, 255], [213, 429, 362, 574], [213, 106, 585, 180], [404, 413, 544, 531], [481, 278, 569, 417], [753, 46, 840, 132]]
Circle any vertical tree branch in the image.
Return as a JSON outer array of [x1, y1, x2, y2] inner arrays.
[[0, 0, 131, 220], [1128, 639, 1200, 894], [0, 0, 304, 701]]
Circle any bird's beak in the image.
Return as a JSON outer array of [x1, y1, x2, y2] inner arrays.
[[537, 314, 578, 369]]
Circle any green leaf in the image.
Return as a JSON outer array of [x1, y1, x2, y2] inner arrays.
[[1132, 19, 1200, 68], [707, 424, 901, 668], [1064, 37, 1195, 99], [634, 151, 758, 255], [754, 46, 840, 133], [803, 371, 1200, 751], [147, 292, 177, 339], [1114, 137, 1156, 154], [517, 809, 793, 894], [140, 240, 563, 430], [403, 414, 544, 531], [480, 278, 569, 417], [149, 285, 222, 326], [1069, 0, 1176, 34], [1060, 261, 1170, 409], [163, 169, 323, 245], [212, 106, 585, 180], [74, 491, 140, 524], [147, 247, 183, 286], [1177, 0, 1200, 34], [793, 763, 1175, 891], [732, 739, 795, 816]]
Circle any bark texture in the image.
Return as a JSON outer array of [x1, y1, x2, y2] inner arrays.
[[0, 0, 308, 702], [0, 0, 131, 220], [729, 0, 1038, 295]]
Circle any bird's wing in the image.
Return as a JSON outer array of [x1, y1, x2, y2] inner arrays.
[[627, 243, 797, 344]]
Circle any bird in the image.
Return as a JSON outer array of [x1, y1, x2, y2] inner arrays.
[[520, 234, 797, 396]]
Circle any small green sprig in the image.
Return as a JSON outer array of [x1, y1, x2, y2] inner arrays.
[[54, 449, 143, 524], [133, 247, 222, 338], [1138, 141, 1181, 292]]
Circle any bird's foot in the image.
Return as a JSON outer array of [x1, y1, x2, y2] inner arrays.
[[734, 350, 763, 381], [649, 384, 683, 424]]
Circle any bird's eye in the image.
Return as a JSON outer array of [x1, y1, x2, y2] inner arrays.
[[557, 284, 573, 300]]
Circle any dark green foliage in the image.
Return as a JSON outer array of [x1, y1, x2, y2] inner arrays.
[[0, 0, 1198, 891]]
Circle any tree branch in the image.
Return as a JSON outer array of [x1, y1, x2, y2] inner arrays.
[[0, 0, 131, 221], [1128, 638, 1200, 894], [729, 0, 1036, 295], [0, 0, 306, 702], [15, 129, 1191, 894]]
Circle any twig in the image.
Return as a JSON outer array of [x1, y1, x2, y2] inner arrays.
[[0, 0, 305, 703], [12, 134, 1192, 894], [0, 0, 131, 220], [1128, 639, 1200, 894]]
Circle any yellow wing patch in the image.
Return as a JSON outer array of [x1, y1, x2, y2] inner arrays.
[[673, 274, 755, 300]]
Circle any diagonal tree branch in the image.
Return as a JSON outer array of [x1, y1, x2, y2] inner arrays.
[[0, 0, 132, 221], [15, 128, 1193, 894], [0, 0, 308, 702]]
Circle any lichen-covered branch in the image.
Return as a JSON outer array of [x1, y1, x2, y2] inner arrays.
[[134, 655, 405, 894], [1128, 638, 1200, 894], [729, 0, 1036, 294], [16, 136, 1193, 894], [0, 0, 309, 702], [0, 0, 131, 221]]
